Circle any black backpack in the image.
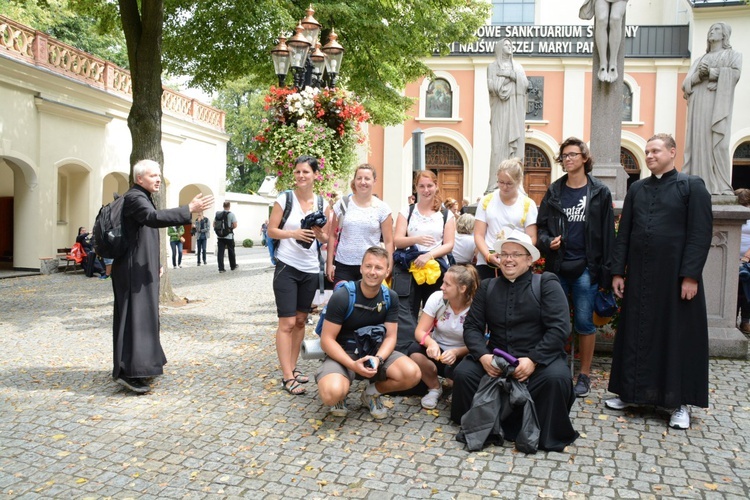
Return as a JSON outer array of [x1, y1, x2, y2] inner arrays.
[[214, 211, 232, 237], [269, 190, 324, 262], [93, 194, 128, 260]]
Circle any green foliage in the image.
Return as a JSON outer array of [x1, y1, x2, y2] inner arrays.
[[1, 0, 128, 68], [242, 239, 254, 248], [161, 0, 490, 125]]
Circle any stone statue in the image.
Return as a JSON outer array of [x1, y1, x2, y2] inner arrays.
[[682, 22, 742, 196], [487, 38, 528, 193], [580, 0, 629, 83]]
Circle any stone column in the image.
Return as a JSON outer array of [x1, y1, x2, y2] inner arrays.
[[589, 13, 628, 201]]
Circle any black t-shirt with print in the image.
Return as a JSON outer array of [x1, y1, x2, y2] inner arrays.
[[324, 281, 399, 353], [560, 184, 587, 261]]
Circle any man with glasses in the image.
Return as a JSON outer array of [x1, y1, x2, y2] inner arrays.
[[451, 229, 579, 452]]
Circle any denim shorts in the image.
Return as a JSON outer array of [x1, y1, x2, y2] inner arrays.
[[557, 267, 597, 335]]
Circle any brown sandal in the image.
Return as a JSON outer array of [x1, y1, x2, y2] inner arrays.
[[282, 378, 306, 395]]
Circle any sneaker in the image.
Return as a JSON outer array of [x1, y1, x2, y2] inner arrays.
[[604, 397, 639, 410], [421, 388, 443, 409], [329, 400, 348, 417], [99, 274, 109, 280], [574, 373, 591, 398], [669, 405, 691, 429], [115, 376, 150, 394], [361, 387, 388, 419]]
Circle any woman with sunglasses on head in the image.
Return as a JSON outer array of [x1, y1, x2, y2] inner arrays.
[[267, 155, 329, 396], [536, 137, 615, 399], [474, 157, 538, 281]]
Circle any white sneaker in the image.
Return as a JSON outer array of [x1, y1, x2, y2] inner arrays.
[[361, 387, 388, 419], [329, 400, 348, 417], [604, 397, 639, 410], [421, 388, 443, 409], [669, 405, 691, 429]]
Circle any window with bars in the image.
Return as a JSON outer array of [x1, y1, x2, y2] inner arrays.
[[524, 144, 551, 170], [426, 143, 463, 167]]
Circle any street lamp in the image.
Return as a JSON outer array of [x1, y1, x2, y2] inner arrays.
[[270, 5, 344, 89]]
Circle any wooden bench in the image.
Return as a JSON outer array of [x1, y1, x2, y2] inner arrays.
[[56, 247, 80, 272]]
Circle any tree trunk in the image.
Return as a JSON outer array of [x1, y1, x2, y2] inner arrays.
[[119, 0, 178, 303]]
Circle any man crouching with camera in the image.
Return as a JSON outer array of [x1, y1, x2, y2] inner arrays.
[[316, 246, 421, 419]]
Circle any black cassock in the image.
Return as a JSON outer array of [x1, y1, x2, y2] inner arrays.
[[609, 169, 712, 408], [111, 185, 191, 379]]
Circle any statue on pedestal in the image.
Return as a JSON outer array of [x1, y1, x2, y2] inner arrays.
[[682, 22, 742, 196], [580, 0, 629, 83], [487, 38, 528, 193]]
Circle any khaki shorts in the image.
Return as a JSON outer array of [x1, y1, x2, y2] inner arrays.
[[315, 351, 405, 383]]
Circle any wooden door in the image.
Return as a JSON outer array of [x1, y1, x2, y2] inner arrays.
[[523, 170, 549, 206], [426, 142, 465, 205], [438, 169, 463, 205]]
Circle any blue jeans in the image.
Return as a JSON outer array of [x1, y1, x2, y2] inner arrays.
[[170, 240, 183, 267], [196, 238, 207, 264], [557, 268, 597, 335]]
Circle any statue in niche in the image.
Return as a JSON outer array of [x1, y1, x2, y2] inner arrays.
[[682, 22, 742, 196], [487, 38, 528, 193], [579, 0, 629, 83]]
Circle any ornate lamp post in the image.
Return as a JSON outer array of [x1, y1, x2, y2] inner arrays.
[[270, 5, 344, 89]]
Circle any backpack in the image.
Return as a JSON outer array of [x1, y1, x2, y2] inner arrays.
[[315, 281, 392, 336], [93, 194, 128, 260], [269, 190, 324, 264], [214, 211, 232, 237], [406, 204, 456, 267], [487, 272, 542, 305], [481, 192, 532, 227]]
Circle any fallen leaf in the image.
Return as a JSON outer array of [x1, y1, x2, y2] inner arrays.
[[52, 434, 66, 441], [704, 483, 718, 491], [75, 478, 88, 484]]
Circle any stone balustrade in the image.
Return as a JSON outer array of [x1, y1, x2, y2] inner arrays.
[[0, 15, 224, 131]]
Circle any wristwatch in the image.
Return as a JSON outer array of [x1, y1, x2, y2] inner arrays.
[[376, 355, 385, 366]]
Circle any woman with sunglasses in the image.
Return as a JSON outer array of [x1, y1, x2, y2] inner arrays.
[[536, 137, 615, 399]]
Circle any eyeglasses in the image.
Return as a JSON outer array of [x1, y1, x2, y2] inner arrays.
[[499, 252, 530, 260], [560, 152, 582, 160], [497, 181, 516, 188]]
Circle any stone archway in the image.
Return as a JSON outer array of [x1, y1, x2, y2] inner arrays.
[[425, 142, 464, 204]]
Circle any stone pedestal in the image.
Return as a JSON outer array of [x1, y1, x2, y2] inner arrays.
[[39, 258, 59, 275]]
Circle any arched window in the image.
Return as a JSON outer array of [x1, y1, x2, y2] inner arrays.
[[425, 78, 453, 119], [731, 141, 750, 190], [622, 82, 633, 122], [621, 147, 640, 191]]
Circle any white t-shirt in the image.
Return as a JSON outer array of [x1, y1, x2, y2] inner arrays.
[[400, 205, 454, 254], [475, 190, 537, 266], [422, 290, 469, 350], [452, 233, 476, 264], [274, 192, 322, 274], [333, 195, 392, 265]]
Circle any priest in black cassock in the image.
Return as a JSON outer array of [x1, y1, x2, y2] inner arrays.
[[111, 160, 213, 393], [607, 134, 712, 430]]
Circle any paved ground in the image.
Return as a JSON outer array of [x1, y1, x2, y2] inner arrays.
[[1, 246, 749, 499]]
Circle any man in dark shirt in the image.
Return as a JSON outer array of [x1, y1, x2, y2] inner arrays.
[[451, 229, 579, 451], [316, 246, 421, 419]]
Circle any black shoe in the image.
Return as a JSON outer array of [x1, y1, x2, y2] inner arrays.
[[231, 265, 239, 271], [219, 269, 226, 273], [115, 376, 151, 394], [197, 262, 201, 266], [574, 373, 591, 398]]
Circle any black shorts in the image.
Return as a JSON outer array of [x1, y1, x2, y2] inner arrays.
[[333, 260, 362, 284], [273, 260, 319, 317], [405, 342, 457, 379]]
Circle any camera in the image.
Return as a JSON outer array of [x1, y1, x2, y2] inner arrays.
[[364, 358, 377, 369], [296, 211, 328, 248]]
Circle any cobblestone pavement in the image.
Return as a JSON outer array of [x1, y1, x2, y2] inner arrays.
[[1, 247, 749, 499]]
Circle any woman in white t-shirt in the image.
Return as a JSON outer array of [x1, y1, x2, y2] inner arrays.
[[474, 157, 538, 281], [452, 213, 478, 264], [394, 170, 456, 320], [326, 164, 394, 284], [267, 155, 329, 396], [409, 265, 480, 409]]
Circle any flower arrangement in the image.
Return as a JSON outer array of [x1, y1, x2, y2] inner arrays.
[[248, 85, 370, 197]]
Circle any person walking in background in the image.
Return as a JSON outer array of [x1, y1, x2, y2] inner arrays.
[[216, 201, 238, 273], [474, 158, 537, 281], [261, 220, 269, 247], [606, 134, 712, 430], [326, 164, 394, 285], [194, 213, 210, 266], [111, 159, 213, 393], [168, 225, 185, 268], [267, 155, 329, 396], [536, 137, 615, 398], [736, 189, 750, 334], [452, 213, 478, 265], [394, 170, 456, 321]]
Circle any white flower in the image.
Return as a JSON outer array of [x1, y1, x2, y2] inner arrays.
[[297, 118, 309, 129]]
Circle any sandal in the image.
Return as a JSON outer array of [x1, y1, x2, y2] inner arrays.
[[282, 378, 306, 395], [292, 368, 309, 384]]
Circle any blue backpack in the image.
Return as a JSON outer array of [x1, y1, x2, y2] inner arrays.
[[315, 281, 392, 336]]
